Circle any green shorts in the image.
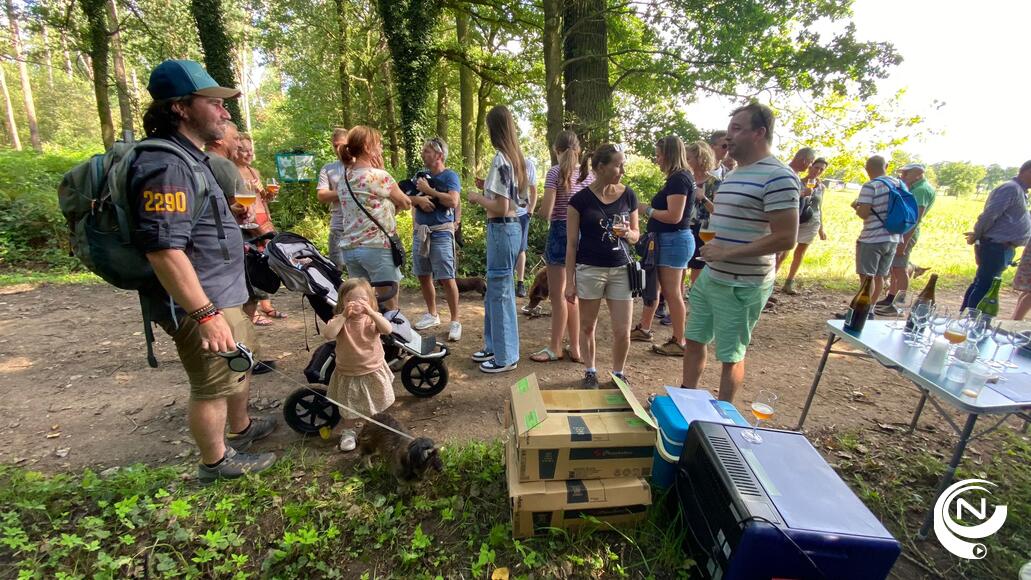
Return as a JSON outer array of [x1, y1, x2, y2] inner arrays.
[[684, 269, 773, 363], [158, 306, 259, 400]]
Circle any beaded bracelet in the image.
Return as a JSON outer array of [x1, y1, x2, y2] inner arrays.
[[196, 311, 222, 325], [189, 303, 218, 322]]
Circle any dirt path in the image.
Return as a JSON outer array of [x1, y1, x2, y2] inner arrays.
[[0, 280, 1023, 475]]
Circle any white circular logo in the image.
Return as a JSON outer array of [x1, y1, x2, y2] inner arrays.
[[933, 478, 1007, 560]]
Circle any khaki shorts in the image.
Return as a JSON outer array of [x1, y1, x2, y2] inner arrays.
[[158, 306, 259, 400], [575, 264, 633, 301], [891, 236, 916, 269]]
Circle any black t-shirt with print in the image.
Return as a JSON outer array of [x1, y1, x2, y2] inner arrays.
[[569, 185, 639, 267], [647, 170, 694, 233]]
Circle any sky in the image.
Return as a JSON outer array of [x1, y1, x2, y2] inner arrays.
[[685, 0, 1031, 168]]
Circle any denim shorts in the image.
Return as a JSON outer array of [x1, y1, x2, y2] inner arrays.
[[545, 220, 567, 265], [412, 231, 457, 280], [518, 213, 531, 253], [656, 228, 694, 269], [343, 246, 402, 283]]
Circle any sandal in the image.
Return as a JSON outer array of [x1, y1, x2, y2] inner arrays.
[[252, 315, 273, 327], [261, 309, 288, 319], [530, 348, 562, 363], [562, 346, 583, 364]]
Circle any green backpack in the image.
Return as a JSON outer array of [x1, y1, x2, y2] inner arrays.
[[57, 138, 213, 366]]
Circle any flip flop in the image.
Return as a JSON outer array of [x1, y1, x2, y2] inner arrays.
[[530, 348, 562, 363], [261, 309, 288, 319], [563, 346, 584, 364], [252, 315, 273, 327]]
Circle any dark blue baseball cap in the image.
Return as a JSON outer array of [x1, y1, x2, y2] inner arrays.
[[147, 59, 240, 100]]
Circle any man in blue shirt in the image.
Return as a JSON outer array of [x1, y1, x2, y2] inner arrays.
[[411, 137, 464, 341], [961, 161, 1031, 310]]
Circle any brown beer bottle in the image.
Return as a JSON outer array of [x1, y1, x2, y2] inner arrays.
[[905, 274, 938, 331], [844, 277, 874, 335]]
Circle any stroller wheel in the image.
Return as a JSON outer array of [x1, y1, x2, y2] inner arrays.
[[400, 358, 448, 397], [283, 387, 341, 434]]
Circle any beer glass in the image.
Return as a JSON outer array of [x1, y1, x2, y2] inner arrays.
[[741, 389, 777, 444]]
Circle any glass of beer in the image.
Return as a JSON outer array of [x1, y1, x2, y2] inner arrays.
[[611, 214, 628, 249], [236, 190, 259, 229], [266, 178, 280, 202], [741, 389, 777, 444]]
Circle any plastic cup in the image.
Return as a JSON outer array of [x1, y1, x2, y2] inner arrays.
[[961, 362, 992, 400]]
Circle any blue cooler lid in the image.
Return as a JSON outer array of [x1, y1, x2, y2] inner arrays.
[[664, 387, 749, 427], [652, 396, 690, 446]]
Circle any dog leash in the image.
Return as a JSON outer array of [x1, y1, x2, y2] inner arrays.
[[255, 359, 417, 442]]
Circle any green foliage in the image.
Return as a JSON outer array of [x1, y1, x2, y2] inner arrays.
[[981, 164, 1017, 192], [190, 0, 243, 124], [934, 161, 987, 197]]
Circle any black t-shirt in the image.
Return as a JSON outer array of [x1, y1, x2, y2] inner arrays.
[[569, 185, 639, 267], [647, 170, 694, 233]]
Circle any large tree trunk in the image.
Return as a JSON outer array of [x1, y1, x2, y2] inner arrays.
[[106, 0, 134, 141], [435, 77, 447, 138], [5, 0, 41, 152], [379, 58, 399, 169], [78, 0, 115, 149], [562, 0, 610, 151], [456, 11, 474, 179], [40, 24, 54, 87], [0, 63, 20, 150], [474, 78, 490, 172], [189, 0, 242, 124], [238, 46, 251, 131], [60, 30, 73, 79], [543, 0, 563, 164], [334, 0, 352, 127]]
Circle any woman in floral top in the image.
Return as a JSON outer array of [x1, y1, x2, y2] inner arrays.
[[337, 126, 412, 310]]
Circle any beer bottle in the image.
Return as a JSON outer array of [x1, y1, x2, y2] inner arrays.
[[905, 274, 938, 331], [844, 277, 874, 335], [976, 277, 1002, 320]]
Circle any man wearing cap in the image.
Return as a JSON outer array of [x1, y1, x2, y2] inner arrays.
[[876, 163, 936, 315], [133, 59, 277, 482]]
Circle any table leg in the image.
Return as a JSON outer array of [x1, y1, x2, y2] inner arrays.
[[908, 391, 928, 434], [796, 333, 836, 431], [917, 413, 978, 540]]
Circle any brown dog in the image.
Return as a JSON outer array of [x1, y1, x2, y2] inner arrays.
[[524, 268, 549, 316], [357, 412, 443, 483], [453, 277, 486, 296]]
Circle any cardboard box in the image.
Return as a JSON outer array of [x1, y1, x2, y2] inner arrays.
[[509, 374, 656, 481], [539, 389, 632, 413], [507, 437, 651, 538]]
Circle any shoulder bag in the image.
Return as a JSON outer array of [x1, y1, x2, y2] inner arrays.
[[589, 188, 645, 297], [341, 167, 405, 267]]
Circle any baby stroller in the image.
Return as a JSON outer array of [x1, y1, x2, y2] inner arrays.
[[250, 232, 450, 436]]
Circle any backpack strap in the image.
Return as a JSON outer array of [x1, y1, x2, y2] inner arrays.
[[868, 176, 894, 228]]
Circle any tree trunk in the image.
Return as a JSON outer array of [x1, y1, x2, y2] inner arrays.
[[562, 0, 610, 151], [435, 77, 447, 138], [5, 0, 41, 151], [189, 0, 242, 124], [106, 0, 134, 141], [238, 46, 251, 132], [380, 58, 399, 169], [78, 0, 114, 149], [456, 11, 474, 179], [60, 30, 72, 79], [334, 0, 352, 127], [0, 63, 20, 150], [41, 23, 54, 87], [474, 78, 491, 172], [543, 0, 563, 164]]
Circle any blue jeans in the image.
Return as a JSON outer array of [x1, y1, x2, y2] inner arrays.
[[545, 220, 567, 265], [961, 240, 1015, 310], [484, 221, 521, 366]]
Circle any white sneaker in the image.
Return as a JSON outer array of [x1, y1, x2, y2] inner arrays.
[[338, 429, 356, 452], [414, 312, 441, 330], [448, 321, 462, 342]]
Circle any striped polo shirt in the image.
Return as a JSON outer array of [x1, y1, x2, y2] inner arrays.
[[856, 177, 903, 244], [708, 155, 800, 286]]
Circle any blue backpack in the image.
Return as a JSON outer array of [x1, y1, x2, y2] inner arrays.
[[871, 176, 918, 234]]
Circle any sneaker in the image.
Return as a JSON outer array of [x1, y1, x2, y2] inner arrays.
[[447, 321, 462, 342], [660, 314, 672, 326], [582, 370, 599, 388], [197, 447, 276, 483], [875, 295, 895, 308], [652, 338, 685, 357], [782, 279, 798, 295], [252, 360, 276, 375], [874, 304, 898, 317], [630, 325, 654, 342], [225, 416, 277, 451], [654, 305, 668, 320], [612, 371, 630, 386], [471, 350, 494, 363], [767, 295, 779, 305], [516, 281, 527, 298], [338, 429, 356, 452], [479, 359, 518, 373], [414, 312, 441, 330]]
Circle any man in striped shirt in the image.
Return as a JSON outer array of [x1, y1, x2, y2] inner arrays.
[[848, 156, 901, 313], [682, 103, 800, 402]]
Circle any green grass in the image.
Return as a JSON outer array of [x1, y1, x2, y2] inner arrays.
[[0, 269, 100, 287], [789, 189, 1002, 291], [0, 440, 694, 579]]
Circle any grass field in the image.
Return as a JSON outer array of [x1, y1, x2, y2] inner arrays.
[[789, 188, 1007, 292]]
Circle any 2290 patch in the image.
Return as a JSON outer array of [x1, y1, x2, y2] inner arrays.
[[142, 190, 188, 213]]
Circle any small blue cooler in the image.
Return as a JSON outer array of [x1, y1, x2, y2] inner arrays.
[[651, 390, 749, 488]]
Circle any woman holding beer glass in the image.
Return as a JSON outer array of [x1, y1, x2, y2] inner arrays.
[[565, 144, 640, 388], [781, 158, 828, 295], [686, 141, 720, 283]]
